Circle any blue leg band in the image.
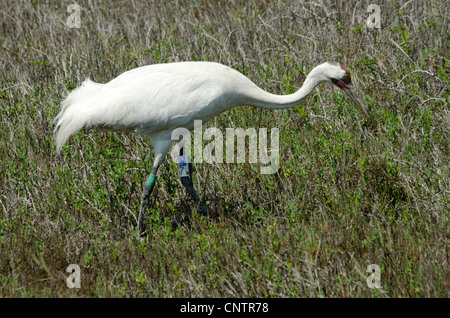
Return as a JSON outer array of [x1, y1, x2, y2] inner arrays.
[[147, 174, 157, 186]]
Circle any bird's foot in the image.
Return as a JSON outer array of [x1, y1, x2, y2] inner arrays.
[[137, 184, 154, 238], [198, 201, 208, 217]]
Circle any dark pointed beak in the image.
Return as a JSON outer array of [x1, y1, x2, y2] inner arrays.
[[344, 84, 370, 118]]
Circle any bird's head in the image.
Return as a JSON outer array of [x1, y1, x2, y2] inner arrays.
[[318, 62, 370, 118]]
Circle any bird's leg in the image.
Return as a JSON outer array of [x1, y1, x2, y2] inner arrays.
[[137, 143, 170, 237], [137, 169, 158, 237], [178, 148, 208, 217], [180, 174, 208, 216]]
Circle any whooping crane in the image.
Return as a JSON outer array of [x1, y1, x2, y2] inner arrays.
[[54, 61, 369, 235]]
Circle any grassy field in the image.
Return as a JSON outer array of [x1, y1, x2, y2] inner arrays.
[[0, 0, 448, 297]]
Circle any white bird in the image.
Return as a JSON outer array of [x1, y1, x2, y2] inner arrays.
[[54, 61, 369, 235]]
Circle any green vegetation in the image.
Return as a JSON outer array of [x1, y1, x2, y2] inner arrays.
[[0, 0, 448, 297]]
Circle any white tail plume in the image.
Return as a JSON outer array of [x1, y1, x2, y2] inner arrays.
[[53, 79, 103, 153]]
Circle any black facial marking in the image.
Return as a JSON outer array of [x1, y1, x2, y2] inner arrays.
[[342, 71, 351, 85]]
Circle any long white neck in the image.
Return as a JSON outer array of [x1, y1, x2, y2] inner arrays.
[[238, 66, 329, 109]]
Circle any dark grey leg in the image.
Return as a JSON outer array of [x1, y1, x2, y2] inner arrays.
[[180, 175, 208, 216], [137, 182, 155, 237], [137, 140, 172, 237], [137, 157, 163, 237], [179, 148, 208, 216]]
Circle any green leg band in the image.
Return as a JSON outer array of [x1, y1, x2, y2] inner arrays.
[[147, 174, 157, 186]]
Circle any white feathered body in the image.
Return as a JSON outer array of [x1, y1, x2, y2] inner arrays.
[[54, 61, 341, 153], [54, 62, 262, 152]]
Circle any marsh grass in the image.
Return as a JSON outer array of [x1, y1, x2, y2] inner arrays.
[[0, 0, 448, 297]]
